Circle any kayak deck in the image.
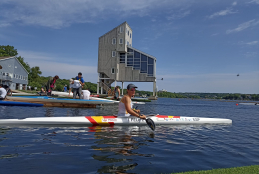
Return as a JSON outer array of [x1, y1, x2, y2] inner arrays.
[[0, 115, 232, 126]]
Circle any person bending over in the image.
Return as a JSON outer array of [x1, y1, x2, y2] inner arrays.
[[0, 84, 7, 100]]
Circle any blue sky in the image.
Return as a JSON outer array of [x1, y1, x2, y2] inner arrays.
[[0, 0, 258, 94]]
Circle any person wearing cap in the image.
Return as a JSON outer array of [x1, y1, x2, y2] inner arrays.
[[69, 79, 83, 99], [46, 75, 59, 96], [0, 84, 7, 100], [118, 84, 146, 119], [75, 72, 85, 98]]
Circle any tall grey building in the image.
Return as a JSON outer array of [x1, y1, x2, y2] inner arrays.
[[97, 22, 156, 96], [0, 56, 29, 90]]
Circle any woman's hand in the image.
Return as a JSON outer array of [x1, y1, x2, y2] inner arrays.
[[134, 109, 140, 114], [139, 114, 146, 119]]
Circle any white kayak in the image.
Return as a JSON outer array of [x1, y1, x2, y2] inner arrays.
[[0, 115, 232, 126]]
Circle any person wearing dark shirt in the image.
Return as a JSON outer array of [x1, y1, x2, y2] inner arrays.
[[75, 72, 85, 98]]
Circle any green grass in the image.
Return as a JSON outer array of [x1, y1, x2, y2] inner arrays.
[[173, 165, 259, 174]]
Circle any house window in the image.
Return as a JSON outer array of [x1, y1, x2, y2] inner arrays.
[[111, 68, 115, 74], [112, 51, 116, 57], [120, 26, 124, 33], [119, 38, 123, 44], [112, 38, 116, 44]]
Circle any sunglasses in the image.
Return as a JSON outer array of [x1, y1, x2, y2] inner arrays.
[[129, 88, 135, 92]]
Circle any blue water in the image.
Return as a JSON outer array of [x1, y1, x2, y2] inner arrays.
[[0, 98, 259, 173]]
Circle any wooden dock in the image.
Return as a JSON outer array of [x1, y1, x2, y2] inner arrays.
[[6, 96, 115, 108]]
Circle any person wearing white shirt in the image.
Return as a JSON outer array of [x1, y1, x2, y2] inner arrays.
[[68, 79, 82, 99], [0, 84, 7, 100]]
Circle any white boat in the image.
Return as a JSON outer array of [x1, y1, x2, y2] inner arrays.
[[90, 96, 145, 104], [51, 91, 145, 104], [0, 115, 232, 126], [239, 103, 259, 105]]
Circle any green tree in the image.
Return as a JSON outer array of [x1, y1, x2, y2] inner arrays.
[[30, 66, 42, 81], [0, 45, 18, 57]]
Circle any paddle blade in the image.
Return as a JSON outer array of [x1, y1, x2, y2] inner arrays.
[[146, 118, 156, 131]]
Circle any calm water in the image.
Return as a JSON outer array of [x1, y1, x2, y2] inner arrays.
[[0, 98, 259, 173]]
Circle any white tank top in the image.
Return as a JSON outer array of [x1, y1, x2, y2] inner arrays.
[[118, 99, 133, 117]]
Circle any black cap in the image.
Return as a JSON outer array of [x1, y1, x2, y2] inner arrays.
[[127, 84, 137, 90], [78, 72, 82, 75]]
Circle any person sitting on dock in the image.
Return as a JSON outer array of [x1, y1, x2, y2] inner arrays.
[[118, 84, 146, 119], [3, 85, 12, 96], [46, 75, 59, 96], [0, 84, 7, 100], [38, 86, 46, 96], [69, 79, 83, 99]]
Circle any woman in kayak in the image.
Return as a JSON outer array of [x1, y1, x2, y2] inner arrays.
[[118, 84, 146, 119]]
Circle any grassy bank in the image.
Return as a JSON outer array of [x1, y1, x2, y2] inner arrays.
[[173, 165, 259, 174]]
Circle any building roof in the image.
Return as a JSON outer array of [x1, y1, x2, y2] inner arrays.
[[0, 56, 29, 74], [0, 56, 13, 60], [128, 46, 156, 60], [99, 21, 132, 38]]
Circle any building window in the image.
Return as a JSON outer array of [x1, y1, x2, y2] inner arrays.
[[112, 38, 116, 44], [127, 41, 129, 46], [128, 31, 129, 36], [119, 38, 123, 44], [112, 51, 116, 57], [120, 26, 124, 33], [120, 53, 125, 63], [130, 33, 131, 38], [111, 68, 115, 74]]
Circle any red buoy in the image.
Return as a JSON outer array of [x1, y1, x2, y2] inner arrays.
[[236, 103, 239, 106]]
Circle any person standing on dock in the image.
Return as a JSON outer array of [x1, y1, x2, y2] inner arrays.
[[69, 79, 83, 99], [118, 84, 146, 119], [63, 85, 68, 92], [75, 72, 85, 97], [46, 75, 59, 96], [113, 86, 120, 101], [0, 84, 7, 100]]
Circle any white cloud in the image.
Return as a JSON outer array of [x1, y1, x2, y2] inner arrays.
[[248, 0, 259, 4], [167, 10, 190, 20], [208, 8, 237, 19], [0, 22, 10, 27], [246, 41, 258, 45], [0, 0, 192, 29], [238, 41, 258, 45], [232, 2, 237, 6], [226, 19, 259, 34], [18, 50, 97, 82]]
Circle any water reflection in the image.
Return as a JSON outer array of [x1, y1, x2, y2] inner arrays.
[[89, 126, 154, 173]]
